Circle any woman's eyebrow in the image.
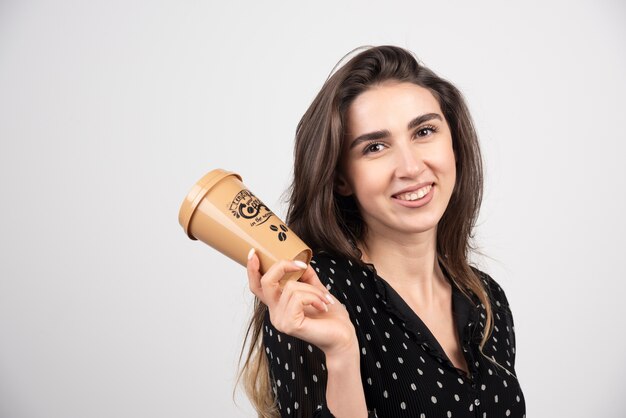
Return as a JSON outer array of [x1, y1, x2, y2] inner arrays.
[[349, 113, 443, 150], [407, 113, 442, 130], [349, 130, 390, 150]]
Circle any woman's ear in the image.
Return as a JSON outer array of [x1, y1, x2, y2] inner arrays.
[[334, 173, 353, 196]]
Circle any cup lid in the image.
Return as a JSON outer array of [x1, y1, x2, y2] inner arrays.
[[178, 169, 243, 240]]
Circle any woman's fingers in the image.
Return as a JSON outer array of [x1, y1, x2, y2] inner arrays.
[[298, 265, 337, 303], [261, 260, 308, 306], [247, 248, 290, 304], [280, 279, 331, 313], [247, 249, 322, 307], [246, 250, 339, 341], [246, 252, 354, 352], [246, 248, 264, 299], [271, 284, 331, 334]]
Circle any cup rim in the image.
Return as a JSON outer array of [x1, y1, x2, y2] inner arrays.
[[178, 169, 243, 239]]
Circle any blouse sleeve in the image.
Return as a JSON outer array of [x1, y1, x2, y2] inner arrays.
[[498, 284, 518, 370], [262, 309, 332, 417], [480, 270, 519, 370], [262, 312, 378, 418]]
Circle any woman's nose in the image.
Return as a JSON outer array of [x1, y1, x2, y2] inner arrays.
[[394, 146, 422, 179]]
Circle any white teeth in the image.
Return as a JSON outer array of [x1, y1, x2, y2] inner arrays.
[[396, 185, 432, 201]]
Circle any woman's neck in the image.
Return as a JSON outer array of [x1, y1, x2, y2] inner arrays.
[[359, 228, 449, 308]]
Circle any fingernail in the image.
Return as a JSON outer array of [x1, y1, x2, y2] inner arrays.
[[247, 248, 255, 260], [326, 294, 335, 304], [293, 260, 307, 269], [324, 303, 329, 312]]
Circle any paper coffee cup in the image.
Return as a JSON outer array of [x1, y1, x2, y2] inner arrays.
[[178, 169, 312, 284]]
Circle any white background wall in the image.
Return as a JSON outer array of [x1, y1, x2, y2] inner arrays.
[[1, 0, 625, 417]]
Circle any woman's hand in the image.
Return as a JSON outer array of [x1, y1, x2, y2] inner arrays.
[[246, 248, 358, 357], [247, 249, 368, 418]]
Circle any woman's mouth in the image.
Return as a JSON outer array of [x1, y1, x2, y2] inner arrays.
[[394, 184, 433, 201]]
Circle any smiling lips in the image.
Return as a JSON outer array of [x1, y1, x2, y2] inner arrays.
[[393, 184, 433, 201]]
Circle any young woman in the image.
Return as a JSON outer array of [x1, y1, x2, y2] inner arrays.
[[240, 45, 525, 417]]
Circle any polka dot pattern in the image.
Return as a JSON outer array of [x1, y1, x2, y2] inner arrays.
[[263, 252, 525, 417]]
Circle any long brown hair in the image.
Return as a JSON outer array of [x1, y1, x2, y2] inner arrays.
[[237, 45, 493, 417]]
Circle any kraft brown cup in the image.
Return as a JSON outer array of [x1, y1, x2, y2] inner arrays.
[[179, 169, 312, 285]]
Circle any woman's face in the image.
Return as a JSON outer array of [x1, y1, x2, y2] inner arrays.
[[337, 81, 456, 240]]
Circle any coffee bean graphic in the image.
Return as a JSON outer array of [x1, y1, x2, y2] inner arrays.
[[270, 224, 288, 241]]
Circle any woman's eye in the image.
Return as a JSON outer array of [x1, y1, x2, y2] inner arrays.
[[364, 142, 385, 154], [415, 125, 437, 137]]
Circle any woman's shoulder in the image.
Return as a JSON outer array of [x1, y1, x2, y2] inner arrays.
[[309, 250, 371, 293], [311, 250, 352, 270], [310, 250, 351, 279], [470, 265, 513, 313]]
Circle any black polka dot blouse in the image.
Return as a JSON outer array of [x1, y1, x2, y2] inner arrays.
[[262, 251, 526, 417]]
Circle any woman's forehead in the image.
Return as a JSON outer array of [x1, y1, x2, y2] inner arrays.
[[346, 82, 443, 133]]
